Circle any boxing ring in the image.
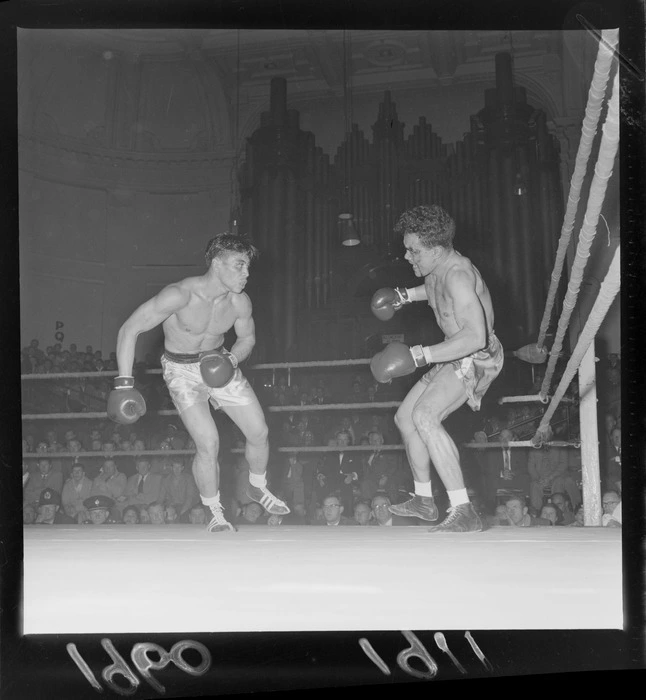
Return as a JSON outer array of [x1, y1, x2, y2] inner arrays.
[[23, 524, 622, 634], [21, 30, 623, 636]]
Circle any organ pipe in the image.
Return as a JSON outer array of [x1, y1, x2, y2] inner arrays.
[[240, 60, 563, 360]]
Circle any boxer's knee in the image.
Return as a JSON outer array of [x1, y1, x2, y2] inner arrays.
[[192, 432, 219, 461], [394, 407, 415, 435], [411, 402, 442, 435], [245, 420, 269, 447]]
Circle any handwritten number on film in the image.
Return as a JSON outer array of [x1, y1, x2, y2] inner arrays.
[[359, 631, 493, 678], [67, 632, 491, 692], [67, 639, 211, 695]]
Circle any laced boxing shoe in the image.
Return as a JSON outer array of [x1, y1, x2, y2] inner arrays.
[[427, 502, 485, 533], [388, 495, 438, 522], [206, 504, 237, 533], [246, 484, 291, 516]]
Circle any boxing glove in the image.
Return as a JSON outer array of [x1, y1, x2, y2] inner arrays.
[[199, 349, 237, 388], [370, 342, 417, 383], [107, 377, 147, 425], [370, 287, 411, 321]]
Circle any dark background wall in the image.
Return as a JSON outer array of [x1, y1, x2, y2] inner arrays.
[[18, 29, 620, 361]]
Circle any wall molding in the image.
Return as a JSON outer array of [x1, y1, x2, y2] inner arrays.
[[24, 270, 106, 286], [19, 132, 236, 193]]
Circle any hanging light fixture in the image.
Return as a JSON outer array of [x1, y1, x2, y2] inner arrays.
[[513, 170, 528, 196], [339, 29, 360, 246], [229, 29, 242, 233], [508, 31, 528, 198], [339, 212, 360, 246]]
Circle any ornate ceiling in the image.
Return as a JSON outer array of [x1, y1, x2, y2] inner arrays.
[[18, 28, 595, 169], [22, 28, 565, 96]]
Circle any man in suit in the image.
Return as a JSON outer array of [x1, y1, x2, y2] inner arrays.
[[91, 458, 128, 501], [370, 494, 418, 526], [480, 429, 530, 513], [359, 430, 399, 502], [61, 462, 94, 522], [605, 427, 621, 492], [159, 459, 199, 521], [281, 453, 306, 512], [24, 458, 64, 508], [317, 430, 359, 513], [527, 427, 580, 511], [122, 459, 163, 512]]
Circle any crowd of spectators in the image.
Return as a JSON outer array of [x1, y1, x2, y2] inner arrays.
[[21, 337, 621, 529]]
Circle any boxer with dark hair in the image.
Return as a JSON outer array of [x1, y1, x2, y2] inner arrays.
[[111, 232, 289, 533], [370, 205, 503, 532]]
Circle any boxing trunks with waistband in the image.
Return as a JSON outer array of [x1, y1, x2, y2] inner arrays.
[[420, 332, 504, 411], [160, 346, 255, 413]]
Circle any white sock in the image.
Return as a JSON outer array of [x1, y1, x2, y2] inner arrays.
[[414, 481, 433, 498], [448, 488, 469, 507], [201, 493, 221, 508], [249, 471, 267, 488]]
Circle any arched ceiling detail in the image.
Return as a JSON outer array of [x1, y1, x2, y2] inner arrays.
[[18, 29, 579, 158]]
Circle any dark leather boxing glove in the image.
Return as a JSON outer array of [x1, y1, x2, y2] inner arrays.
[[370, 342, 418, 384], [199, 349, 237, 388], [107, 377, 147, 425], [370, 287, 411, 321]]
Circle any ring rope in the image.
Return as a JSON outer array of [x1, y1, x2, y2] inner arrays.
[[463, 440, 580, 450], [538, 70, 619, 400], [533, 243, 620, 446], [22, 438, 583, 462], [497, 394, 577, 405], [497, 393, 550, 405], [21, 401, 403, 421], [269, 401, 401, 412], [22, 445, 408, 460], [535, 28, 618, 352], [20, 358, 374, 381]]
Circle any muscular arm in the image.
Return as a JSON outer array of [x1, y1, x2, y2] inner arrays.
[[116, 285, 190, 376], [402, 284, 428, 302], [423, 268, 487, 363], [229, 293, 256, 363]]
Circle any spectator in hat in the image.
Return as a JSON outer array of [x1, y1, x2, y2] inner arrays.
[[34, 488, 75, 524], [82, 495, 118, 525], [61, 463, 94, 522]]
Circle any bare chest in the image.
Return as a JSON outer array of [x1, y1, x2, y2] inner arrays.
[[164, 296, 237, 343], [425, 280, 453, 322]]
